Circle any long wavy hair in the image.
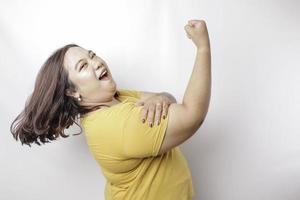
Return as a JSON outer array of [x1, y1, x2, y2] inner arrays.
[[10, 44, 119, 147]]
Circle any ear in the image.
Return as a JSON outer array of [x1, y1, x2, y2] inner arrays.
[[65, 89, 80, 98]]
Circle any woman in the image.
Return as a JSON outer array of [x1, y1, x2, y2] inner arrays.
[[10, 19, 211, 200]]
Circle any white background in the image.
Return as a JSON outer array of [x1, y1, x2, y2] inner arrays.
[[1, 0, 300, 199]]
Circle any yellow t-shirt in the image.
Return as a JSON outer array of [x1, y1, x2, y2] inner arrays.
[[80, 88, 195, 200]]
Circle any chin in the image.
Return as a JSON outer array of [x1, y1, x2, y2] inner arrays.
[[110, 80, 117, 92]]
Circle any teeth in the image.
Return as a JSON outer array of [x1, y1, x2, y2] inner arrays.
[[99, 70, 107, 79]]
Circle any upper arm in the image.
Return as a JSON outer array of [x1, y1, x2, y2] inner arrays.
[[121, 104, 169, 158], [118, 89, 203, 157], [157, 103, 203, 156]]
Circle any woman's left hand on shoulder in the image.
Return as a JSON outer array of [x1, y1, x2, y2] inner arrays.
[[134, 94, 172, 127]]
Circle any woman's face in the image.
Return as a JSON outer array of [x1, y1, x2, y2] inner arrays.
[[64, 46, 117, 105]]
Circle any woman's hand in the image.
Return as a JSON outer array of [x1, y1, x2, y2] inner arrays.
[[184, 19, 210, 50], [134, 93, 174, 127]]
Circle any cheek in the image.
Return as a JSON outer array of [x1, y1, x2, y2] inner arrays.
[[79, 72, 97, 82], [74, 74, 97, 89], [77, 80, 99, 95]]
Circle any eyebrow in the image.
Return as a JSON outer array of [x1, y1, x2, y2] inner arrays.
[[88, 50, 96, 58], [75, 50, 96, 71]]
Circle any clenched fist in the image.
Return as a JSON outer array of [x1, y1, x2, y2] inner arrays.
[[184, 19, 210, 50]]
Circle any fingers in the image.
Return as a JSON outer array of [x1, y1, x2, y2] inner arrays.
[[147, 105, 156, 127], [184, 25, 193, 39], [140, 107, 148, 123], [188, 19, 199, 27], [154, 103, 162, 126], [188, 20, 195, 27], [161, 102, 169, 120], [188, 19, 205, 27], [140, 103, 167, 127], [184, 25, 192, 39]]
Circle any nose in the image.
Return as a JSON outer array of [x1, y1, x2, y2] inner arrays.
[[95, 64, 101, 70], [90, 60, 102, 70]]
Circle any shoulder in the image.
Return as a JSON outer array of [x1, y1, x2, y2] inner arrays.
[[117, 88, 141, 99]]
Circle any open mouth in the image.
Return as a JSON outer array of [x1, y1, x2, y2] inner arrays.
[[98, 70, 110, 81]]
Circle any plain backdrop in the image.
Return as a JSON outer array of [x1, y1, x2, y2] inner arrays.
[[1, 0, 300, 199]]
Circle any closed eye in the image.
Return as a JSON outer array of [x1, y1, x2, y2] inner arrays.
[[80, 63, 87, 71]]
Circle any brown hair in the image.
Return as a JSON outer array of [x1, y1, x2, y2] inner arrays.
[[10, 44, 119, 147]]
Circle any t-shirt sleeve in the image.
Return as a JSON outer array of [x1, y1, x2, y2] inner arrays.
[[121, 105, 170, 158]]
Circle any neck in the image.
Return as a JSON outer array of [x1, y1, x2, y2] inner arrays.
[[81, 96, 120, 108]]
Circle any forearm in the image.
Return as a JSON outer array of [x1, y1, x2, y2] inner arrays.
[[182, 47, 211, 121]]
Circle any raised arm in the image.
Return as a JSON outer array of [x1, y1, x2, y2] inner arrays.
[[157, 19, 211, 155]]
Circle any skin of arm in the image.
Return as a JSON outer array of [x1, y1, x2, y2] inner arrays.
[[182, 20, 211, 131]]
